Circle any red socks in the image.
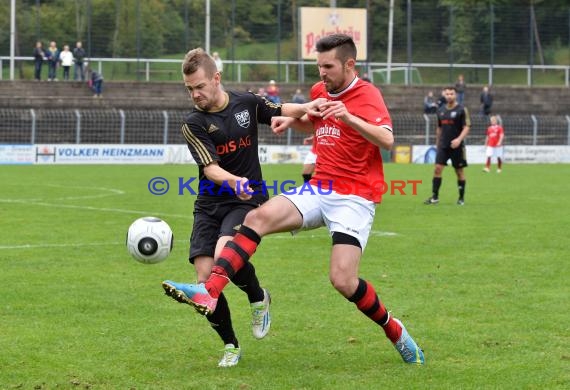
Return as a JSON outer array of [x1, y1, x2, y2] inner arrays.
[[206, 226, 261, 298], [349, 279, 402, 343]]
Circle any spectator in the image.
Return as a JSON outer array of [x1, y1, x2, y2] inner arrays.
[[455, 74, 466, 105], [33, 41, 45, 81], [212, 51, 223, 74], [256, 87, 267, 98], [437, 89, 447, 109], [265, 80, 281, 104], [361, 72, 372, 82], [73, 41, 86, 81], [423, 91, 438, 114], [46, 41, 60, 81], [480, 85, 493, 115], [59, 45, 73, 81], [291, 88, 306, 104], [88, 67, 104, 97]]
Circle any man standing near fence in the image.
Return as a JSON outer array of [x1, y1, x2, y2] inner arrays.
[[73, 41, 86, 81]]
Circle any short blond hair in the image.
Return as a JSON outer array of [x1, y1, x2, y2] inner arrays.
[[181, 48, 217, 78]]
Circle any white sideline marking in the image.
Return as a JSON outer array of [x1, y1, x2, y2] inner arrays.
[[0, 242, 122, 250], [0, 184, 189, 218], [3, 184, 125, 201], [266, 230, 398, 239], [370, 231, 398, 237], [0, 240, 188, 251], [0, 198, 189, 219]]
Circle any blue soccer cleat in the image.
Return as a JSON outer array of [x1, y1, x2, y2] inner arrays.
[[162, 280, 218, 316], [393, 318, 425, 365]]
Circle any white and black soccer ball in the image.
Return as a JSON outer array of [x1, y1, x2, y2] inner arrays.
[[126, 217, 173, 264]]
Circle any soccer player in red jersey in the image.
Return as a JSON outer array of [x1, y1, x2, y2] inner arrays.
[[483, 115, 505, 173], [163, 34, 425, 365]]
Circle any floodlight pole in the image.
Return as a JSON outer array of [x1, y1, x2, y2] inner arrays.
[[10, 0, 16, 80], [386, 0, 394, 84], [205, 0, 211, 54]]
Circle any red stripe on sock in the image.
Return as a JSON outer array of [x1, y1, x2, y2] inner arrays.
[[383, 317, 402, 343], [354, 281, 402, 343], [233, 231, 259, 257], [206, 233, 259, 298], [207, 270, 230, 298], [355, 281, 387, 322]]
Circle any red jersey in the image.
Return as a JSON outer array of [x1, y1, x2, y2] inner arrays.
[[309, 77, 392, 203], [310, 135, 317, 154], [486, 124, 504, 147]]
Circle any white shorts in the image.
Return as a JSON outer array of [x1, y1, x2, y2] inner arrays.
[[303, 150, 317, 165], [280, 185, 376, 250], [486, 146, 504, 158]]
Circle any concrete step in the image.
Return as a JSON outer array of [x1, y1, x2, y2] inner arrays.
[[1, 80, 568, 115]]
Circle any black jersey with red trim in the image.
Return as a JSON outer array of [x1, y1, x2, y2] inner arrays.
[[437, 104, 471, 148], [181, 91, 281, 200]]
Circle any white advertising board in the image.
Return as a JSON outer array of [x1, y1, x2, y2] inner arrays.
[[29, 144, 309, 165], [412, 145, 570, 164], [0, 145, 35, 164], [35, 144, 168, 164]]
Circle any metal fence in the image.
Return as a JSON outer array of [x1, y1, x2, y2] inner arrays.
[[2, 2, 569, 86], [2, 109, 569, 147], [2, 56, 569, 87]]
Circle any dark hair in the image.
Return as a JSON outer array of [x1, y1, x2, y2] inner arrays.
[[443, 86, 457, 92], [315, 34, 357, 63], [181, 48, 217, 78]]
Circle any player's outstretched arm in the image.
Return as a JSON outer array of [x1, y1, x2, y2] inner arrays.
[[281, 98, 327, 119], [203, 162, 252, 200], [316, 100, 394, 150], [271, 115, 313, 135]]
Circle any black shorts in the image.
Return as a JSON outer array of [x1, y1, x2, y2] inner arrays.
[[188, 195, 266, 263], [435, 145, 468, 169]]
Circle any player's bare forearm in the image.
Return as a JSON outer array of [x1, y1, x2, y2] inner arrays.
[[451, 126, 470, 148], [341, 113, 393, 150], [457, 126, 470, 142], [271, 115, 313, 135], [281, 98, 327, 119], [203, 163, 252, 200]]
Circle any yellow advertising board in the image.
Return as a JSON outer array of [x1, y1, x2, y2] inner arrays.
[[299, 7, 367, 60], [394, 145, 412, 164]]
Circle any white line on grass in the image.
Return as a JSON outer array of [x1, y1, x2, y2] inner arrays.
[[0, 198, 189, 219], [263, 230, 398, 239], [0, 232, 396, 251], [0, 242, 123, 250], [0, 239, 187, 250]]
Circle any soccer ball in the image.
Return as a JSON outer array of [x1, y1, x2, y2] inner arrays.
[[126, 216, 173, 264]]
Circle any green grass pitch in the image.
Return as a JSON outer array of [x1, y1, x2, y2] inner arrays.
[[1, 163, 569, 389]]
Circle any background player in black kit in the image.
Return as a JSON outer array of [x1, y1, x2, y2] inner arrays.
[[162, 48, 322, 367], [425, 86, 471, 205]]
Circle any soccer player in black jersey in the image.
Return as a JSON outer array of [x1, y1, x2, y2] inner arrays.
[[425, 86, 471, 205], [162, 48, 322, 367]]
